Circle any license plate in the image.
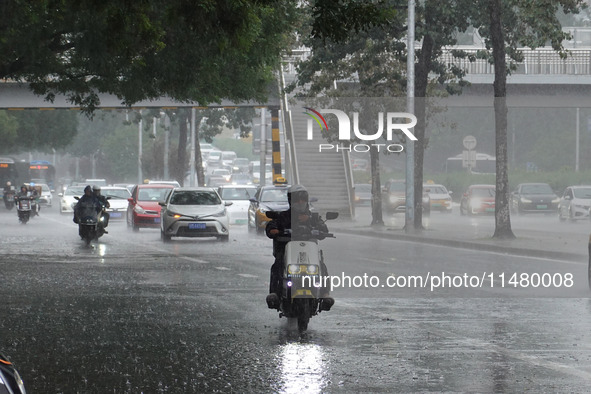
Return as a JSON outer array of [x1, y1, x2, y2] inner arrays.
[[536, 204, 547, 209], [110, 212, 122, 218], [485, 208, 495, 212], [235, 219, 247, 224], [188, 222, 206, 229], [154, 218, 161, 223]]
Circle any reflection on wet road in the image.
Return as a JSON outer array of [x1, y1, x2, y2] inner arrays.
[[1, 207, 591, 392]]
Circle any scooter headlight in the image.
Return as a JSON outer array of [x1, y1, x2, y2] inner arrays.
[[287, 264, 301, 274], [307, 265, 319, 274]]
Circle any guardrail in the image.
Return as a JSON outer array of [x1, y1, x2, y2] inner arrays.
[[283, 47, 591, 76]]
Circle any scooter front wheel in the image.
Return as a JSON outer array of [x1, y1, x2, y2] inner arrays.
[[297, 300, 311, 333]]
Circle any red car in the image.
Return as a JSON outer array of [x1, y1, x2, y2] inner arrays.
[[460, 184, 495, 215], [127, 184, 175, 230]]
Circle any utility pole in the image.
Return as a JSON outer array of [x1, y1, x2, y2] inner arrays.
[[405, 0, 416, 233]]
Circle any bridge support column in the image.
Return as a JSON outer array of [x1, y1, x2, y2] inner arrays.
[[270, 107, 282, 183]]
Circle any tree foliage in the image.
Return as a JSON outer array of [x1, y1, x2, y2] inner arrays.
[[0, 110, 78, 154], [0, 0, 298, 113]]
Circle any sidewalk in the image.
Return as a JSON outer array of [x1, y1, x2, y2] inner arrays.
[[330, 214, 590, 264]]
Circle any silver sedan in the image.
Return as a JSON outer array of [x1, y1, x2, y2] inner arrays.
[[159, 187, 231, 242]]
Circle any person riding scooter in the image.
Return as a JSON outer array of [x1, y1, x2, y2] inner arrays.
[[93, 185, 110, 233], [73, 185, 101, 224], [265, 185, 333, 310]]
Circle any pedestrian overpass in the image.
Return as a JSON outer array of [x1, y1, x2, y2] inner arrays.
[[4, 30, 591, 219]]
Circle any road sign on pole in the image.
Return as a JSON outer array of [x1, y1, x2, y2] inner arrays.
[[463, 135, 477, 151]]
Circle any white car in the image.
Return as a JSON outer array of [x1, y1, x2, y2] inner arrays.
[[423, 183, 453, 213], [217, 185, 257, 225], [558, 185, 591, 221], [37, 183, 53, 207], [59, 185, 86, 214], [101, 187, 132, 220], [159, 187, 231, 241]]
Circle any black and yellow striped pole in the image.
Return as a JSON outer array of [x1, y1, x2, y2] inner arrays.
[[270, 107, 283, 183]]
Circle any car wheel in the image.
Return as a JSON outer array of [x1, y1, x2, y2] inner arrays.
[[161, 230, 171, 242]]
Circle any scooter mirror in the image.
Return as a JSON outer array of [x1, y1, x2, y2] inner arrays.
[[266, 211, 279, 219], [325, 212, 339, 220]]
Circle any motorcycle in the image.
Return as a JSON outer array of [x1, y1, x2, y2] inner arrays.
[[266, 211, 338, 332], [74, 197, 106, 245], [3, 188, 15, 210], [0, 352, 27, 394], [14, 196, 33, 224]]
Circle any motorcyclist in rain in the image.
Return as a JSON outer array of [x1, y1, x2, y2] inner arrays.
[[73, 185, 101, 225], [93, 185, 110, 232], [16, 185, 29, 199], [29, 182, 40, 216], [265, 184, 334, 310]]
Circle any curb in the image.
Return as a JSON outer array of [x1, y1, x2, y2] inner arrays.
[[332, 227, 588, 263]]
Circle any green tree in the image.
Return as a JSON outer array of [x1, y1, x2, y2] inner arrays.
[[0, 110, 78, 154], [0, 0, 298, 112]]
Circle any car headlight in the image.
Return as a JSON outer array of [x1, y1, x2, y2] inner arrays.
[[470, 198, 482, 207], [520, 197, 532, 203], [134, 205, 146, 214], [307, 265, 318, 274], [210, 209, 227, 217], [167, 211, 182, 218], [552, 197, 560, 203]]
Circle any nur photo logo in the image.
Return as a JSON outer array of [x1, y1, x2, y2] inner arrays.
[[304, 108, 418, 153]]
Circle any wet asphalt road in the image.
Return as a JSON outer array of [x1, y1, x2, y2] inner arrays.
[[1, 205, 591, 392]]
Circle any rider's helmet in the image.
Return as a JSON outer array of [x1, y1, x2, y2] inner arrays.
[[6, 181, 10, 187], [288, 185, 309, 213], [92, 185, 101, 195], [20, 185, 27, 193]]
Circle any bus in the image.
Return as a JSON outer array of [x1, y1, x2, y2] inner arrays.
[[0, 158, 18, 191], [445, 153, 496, 174], [29, 160, 56, 189]]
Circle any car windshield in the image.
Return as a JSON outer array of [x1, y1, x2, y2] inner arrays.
[[41, 185, 50, 192], [425, 186, 447, 194], [573, 188, 591, 199], [471, 187, 495, 197], [138, 188, 171, 201], [102, 189, 131, 199], [219, 187, 257, 200], [209, 152, 221, 159], [213, 169, 230, 175], [521, 184, 553, 194], [65, 187, 85, 196], [170, 190, 221, 205], [233, 158, 249, 165], [260, 188, 288, 203]]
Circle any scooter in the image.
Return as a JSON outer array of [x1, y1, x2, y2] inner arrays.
[[14, 196, 33, 224], [0, 352, 26, 394], [3, 188, 15, 210], [266, 211, 338, 332], [74, 197, 106, 245]]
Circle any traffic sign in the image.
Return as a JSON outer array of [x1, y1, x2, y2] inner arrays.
[[463, 135, 477, 150]]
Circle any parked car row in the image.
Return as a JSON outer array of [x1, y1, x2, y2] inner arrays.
[[358, 180, 591, 222]]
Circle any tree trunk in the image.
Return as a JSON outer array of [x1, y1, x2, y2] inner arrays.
[[176, 114, 188, 186], [413, 27, 434, 230], [370, 146, 384, 227], [489, 0, 515, 239]]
